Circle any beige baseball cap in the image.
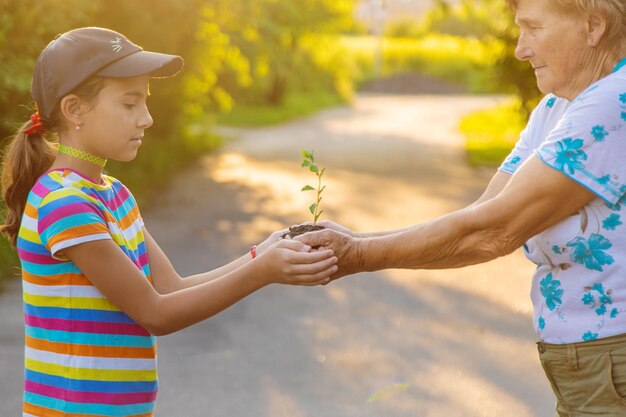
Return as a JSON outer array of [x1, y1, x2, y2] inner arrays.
[[32, 27, 184, 119]]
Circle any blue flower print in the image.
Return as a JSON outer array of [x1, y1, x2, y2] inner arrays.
[[620, 93, 626, 104], [551, 245, 562, 254], [611, 308, 620, 318], [566, 233, 614, 271], [546, 97, 557, 108], [582, 331, 599, 341], [602, 214, 623, 230], [622, 112, 626, 122], [582, 292, 594, 305], [554, 138, 587, 175], [538, 316, 545, 330], [502, 155, 521, 172], [591, 125, 608, 142], [598, 175, 611, 185], [608, 184, 626, 211], [581, 283, 614, 317], [540, 273, 563, 311]]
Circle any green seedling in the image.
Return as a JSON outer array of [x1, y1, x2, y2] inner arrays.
[[300, 150, 325, 225]]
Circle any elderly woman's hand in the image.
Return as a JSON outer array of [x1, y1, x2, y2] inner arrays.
[[290, 220, 354, 236], [294, 228, 364, 281], [316, 220, 354, 236]]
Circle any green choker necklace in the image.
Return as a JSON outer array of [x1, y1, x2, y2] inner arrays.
[[58, 144, 107, 168]]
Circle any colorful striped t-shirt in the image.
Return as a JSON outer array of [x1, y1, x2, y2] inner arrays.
[[17, 168, 157, 417]]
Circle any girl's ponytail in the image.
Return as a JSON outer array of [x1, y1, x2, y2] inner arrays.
[[1, 75, 106, 247], [1, 118, 56, 247]]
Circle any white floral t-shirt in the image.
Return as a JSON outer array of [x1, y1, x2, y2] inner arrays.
[[499, 59, 626, 344]]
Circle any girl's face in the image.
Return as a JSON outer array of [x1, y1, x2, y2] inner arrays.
[[80, 76, 153, 162]]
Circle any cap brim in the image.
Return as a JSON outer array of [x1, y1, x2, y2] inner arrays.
[[97, 50, 183, 78]]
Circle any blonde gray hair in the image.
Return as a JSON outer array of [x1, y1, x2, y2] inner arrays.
[[507, 0, 626, 53]]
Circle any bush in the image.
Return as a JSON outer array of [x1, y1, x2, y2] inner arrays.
[[0, 220, 18, 280], [0, 0, 360, 280], [217, 91, 344, 127], [341, 34, 502, 93], [419, 0, 541, 116], [187, 0, 357, 114], [460, 98, 526, 166], [384, 19, 425, 38]]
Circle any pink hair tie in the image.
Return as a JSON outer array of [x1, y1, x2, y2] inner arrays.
[[24, 112, 46, 136]]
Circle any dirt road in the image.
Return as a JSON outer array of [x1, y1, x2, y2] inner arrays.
[[0, 94, 555, 416]]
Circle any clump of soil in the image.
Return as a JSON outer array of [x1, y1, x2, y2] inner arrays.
[[282, 224, 325, 238]]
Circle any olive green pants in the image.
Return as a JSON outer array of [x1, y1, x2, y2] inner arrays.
[[538, 333, 626, 416]]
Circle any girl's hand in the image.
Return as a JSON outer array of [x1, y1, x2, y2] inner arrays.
[[255, 227, 289, 257], [255, 239, 338, 286]]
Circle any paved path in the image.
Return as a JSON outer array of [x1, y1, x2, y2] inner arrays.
[[0, 94, 555, 416]]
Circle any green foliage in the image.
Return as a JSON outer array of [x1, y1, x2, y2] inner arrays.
[[420, 0, 541, 116], [342, 34, 501, 93], [0, 204, 18, 280], [342, 0, 541, 116], [0, 0, 98, 140], [217, 91, 343, 127], [460, 98, 527, 166], [0, 0, 359, 279], [384, 19, 425, 38], [186, 0, 357, 117], [301, 150, 326, 225], [418, 0, 540, 163], [0, 0, 210, 279]]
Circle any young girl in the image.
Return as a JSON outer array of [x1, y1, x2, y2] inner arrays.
[[0, 27, 338, 417]]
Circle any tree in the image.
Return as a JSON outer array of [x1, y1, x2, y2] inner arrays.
[[185, 0, 358, 110], [423, 0, 541, 116]]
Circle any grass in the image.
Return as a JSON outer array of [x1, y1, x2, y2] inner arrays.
[[0, 203, 19, 282], [0, 233, 18, 282], [341, 34, 503, 93], [216, 91, 344, 127], [460, 98, 527, 167]]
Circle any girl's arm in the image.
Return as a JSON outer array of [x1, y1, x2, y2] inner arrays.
[[62, 238, 337, 336], [143, 228, 287, 294]]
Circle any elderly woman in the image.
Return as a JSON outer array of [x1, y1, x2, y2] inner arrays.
[[298, 0, 626, 415]]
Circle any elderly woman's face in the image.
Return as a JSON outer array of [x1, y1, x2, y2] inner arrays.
[[514, 0, 590, 99]]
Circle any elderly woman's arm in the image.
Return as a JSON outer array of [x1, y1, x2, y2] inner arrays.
[[327, 169, 514, 240], [297, 156, 596, 276], [469, 170, 513, 207]]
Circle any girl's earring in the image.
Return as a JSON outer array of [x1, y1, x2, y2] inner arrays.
[[75, 123, 82, 131]]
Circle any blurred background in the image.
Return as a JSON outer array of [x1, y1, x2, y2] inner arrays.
[[0, 2, 556, 415], [0, 0, 542, 279]]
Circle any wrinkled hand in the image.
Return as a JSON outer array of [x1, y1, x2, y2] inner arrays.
[[255, 239, 338, 286], [294, 229, 363, 282], [316, 220, 354, 236], [289, 220, 354, 236]]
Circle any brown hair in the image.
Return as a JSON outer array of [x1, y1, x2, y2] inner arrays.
[[1, 77, 106, 247], [507, 0, 626, 53]]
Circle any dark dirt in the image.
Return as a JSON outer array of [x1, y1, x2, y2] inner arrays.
[[281, 224, 325, 238]]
